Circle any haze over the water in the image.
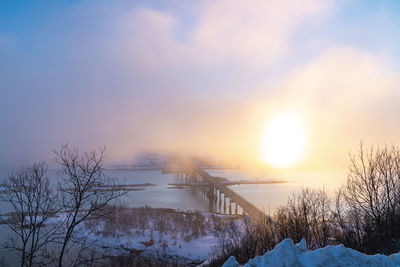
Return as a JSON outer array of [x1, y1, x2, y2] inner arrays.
[[1, 0, 400, 169]]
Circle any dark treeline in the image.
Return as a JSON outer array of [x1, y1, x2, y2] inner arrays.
[[207, 143, 400, 266]]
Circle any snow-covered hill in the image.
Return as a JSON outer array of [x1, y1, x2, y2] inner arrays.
[[222, 238, 400, 267]]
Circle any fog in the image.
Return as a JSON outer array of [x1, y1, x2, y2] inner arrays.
[[1, 0, 400, 169]]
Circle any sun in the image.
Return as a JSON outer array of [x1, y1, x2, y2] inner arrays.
[[260, 112, 307, 168]]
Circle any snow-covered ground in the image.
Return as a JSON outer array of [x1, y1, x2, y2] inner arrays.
[[82, 224, 218, 263], [0, 206, 241, 266], [77, 209, 240, 265], [222, 238, 400, 267]]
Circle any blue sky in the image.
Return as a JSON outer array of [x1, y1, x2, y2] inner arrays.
[[2, 1, 400, 61], [1, 0, 400, 168]]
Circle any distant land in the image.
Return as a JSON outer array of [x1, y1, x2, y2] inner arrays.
[[105, 153, 224, 171]]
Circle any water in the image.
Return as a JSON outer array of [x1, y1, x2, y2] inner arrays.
[[106, 169, 212, 211], [0, 168, 347, 212], [206, 169, 347, 211], [106, 168, 347, 212]]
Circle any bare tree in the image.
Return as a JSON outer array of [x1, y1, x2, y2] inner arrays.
[[274, 188, 332, 249], [55, 144, 126, 267], [209, 188, 334, 266], [334, 142, 400, 253], [0, 163, 59, 267]]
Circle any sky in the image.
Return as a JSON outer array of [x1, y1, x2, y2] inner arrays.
[[1, 0, 400, 169]]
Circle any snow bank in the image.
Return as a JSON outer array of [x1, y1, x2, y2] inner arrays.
[[222, 238, 400, 267]]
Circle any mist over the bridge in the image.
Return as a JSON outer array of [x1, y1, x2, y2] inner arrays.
[[2, 0, 400, 171]]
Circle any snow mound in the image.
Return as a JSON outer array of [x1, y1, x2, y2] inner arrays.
[[222, 238, 400, 267]]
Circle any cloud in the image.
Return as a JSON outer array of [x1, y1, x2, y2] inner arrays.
[[110, 0, 335, 70], [191, 0, 334, 64], [4, 0, 400, 169]]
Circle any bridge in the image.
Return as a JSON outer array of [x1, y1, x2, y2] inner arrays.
[[177, 162, 263, 218]]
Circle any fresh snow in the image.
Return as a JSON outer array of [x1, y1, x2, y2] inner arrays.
[[222, 238, 400, 267], [75, 212, 235, 264]]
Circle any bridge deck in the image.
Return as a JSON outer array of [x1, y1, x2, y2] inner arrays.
[[192, 167, 262, 218]]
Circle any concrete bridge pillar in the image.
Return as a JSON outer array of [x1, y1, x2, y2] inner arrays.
[[223, 197, 226, 214], [212, 187, 215, 202], [235, 202, 238, 215], [213, 187, 216, 202], [218, 192, 222, 213], [229, 198, 232, 215]]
